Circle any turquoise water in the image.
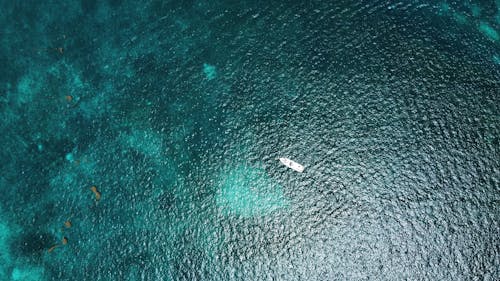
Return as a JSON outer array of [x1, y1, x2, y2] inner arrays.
[[0, 1, 499, 280]]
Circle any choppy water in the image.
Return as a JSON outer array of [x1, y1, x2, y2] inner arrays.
[[0, 1, 499, 280]]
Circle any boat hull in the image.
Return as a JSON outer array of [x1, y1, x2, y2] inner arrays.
[[279, 157, 305, 173]]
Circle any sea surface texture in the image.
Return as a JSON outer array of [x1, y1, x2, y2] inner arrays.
[[0, 1, 499, 280]]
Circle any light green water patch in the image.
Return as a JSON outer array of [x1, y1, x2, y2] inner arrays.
[[10, 267, 46, 281], [60, 171, 78, 187], [437, 2, 451, 15], [469, 4, 481, 17], [13, 71, 43, 106], [0, 221, 12, 279], [65, 152, 75, 163], [118, 127, 180, 189], [493, 55, 500, 64], [452, 12, 468, 24], [203, 63, 217, 80], [216, 164, 289, 217], [47, 61, 89, 99], [478, 21, 499, 41], [121, 128, 165, 159]]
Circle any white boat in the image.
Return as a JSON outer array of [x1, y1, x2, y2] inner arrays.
[[279, 157, 305, 173]]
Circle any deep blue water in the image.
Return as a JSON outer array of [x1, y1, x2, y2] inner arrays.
[[0, 1, 499, 280]]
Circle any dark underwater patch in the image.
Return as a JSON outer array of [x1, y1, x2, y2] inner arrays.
[[80, 0, 97, 14], [11, 231, 55, 258]]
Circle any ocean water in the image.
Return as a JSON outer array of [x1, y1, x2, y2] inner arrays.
[[0, 1, 499, 280]]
